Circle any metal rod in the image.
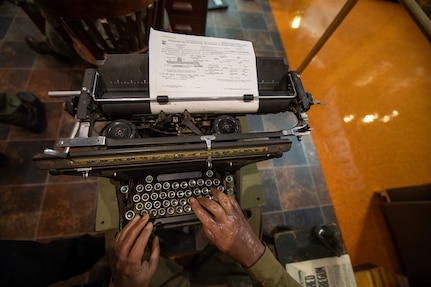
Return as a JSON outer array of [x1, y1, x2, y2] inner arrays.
[[297, 0, 358, 74], [399, 0, 431, 43], [48, 91, 81, 97]]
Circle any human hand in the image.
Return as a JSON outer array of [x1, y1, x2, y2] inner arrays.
[[190, 188, 265, 267], [112, 214, 160, 287]]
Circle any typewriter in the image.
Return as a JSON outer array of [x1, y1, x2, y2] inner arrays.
[[34, 53, 314, 229]]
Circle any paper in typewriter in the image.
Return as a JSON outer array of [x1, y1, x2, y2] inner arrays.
[[149, 28, 259, 114]]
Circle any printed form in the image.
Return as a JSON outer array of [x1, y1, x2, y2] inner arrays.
[[149, 29, 259, 114]]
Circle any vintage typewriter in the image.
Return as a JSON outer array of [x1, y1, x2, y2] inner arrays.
[[34, 53, 314, 229]]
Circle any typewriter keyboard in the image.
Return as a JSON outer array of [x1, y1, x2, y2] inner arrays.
[[117, 170, 236, 225]]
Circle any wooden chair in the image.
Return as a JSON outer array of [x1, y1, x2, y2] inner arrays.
[[34, 0, 165, 64]]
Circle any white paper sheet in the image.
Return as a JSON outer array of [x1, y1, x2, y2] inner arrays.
[[149, 29, 259, 114]]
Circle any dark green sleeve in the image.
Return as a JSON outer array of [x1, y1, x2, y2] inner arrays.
[[245, 246, 301, 287]]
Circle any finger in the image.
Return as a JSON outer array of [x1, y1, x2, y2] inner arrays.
[[189, 197, 218, 226], [115, 214, 142, 243], [128, 221, 154, 264], [211, 188, 235, 214], [116, 215, 150, 259], [195, 196, 226, 219], [148, 236, 160, 274]]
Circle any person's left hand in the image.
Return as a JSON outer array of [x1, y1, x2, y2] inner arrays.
[[112, 214, 160, 287]]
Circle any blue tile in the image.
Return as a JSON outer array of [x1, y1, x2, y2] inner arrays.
[[283, 208, 325, 229], [262, 211, 286, 235], [273, 139, 307, 167], [258, 169, 282, 212]]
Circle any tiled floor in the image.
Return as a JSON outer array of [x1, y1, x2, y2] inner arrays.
[[0, 0, 349, 284]]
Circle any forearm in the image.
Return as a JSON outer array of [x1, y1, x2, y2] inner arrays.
[[245, 245, 301, 287]]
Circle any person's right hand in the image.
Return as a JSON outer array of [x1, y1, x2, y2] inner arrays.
[[112, 214, 160, 287], [190, 188, 265, 268]]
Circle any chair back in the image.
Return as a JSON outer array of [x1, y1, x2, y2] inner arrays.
[[34, 0, 164, 63]]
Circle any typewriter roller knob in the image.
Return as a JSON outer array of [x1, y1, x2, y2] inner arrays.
[[213, 115, 240, 134], [105, 119, 137, 139]]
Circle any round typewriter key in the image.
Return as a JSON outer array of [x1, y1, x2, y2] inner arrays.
[[193, 188, 201, 196], [168, 191, 176, 198], [125, 210, 135, 220], [167, 207, 175, 215], [145, 184, 153, 192], [180, 181, 188, 189], [145, 175, 153, 183], [225, 175, 234, 183], [205, 179, 212, 187], [176, 206, 183, 213], [179, 198, 187, 206], [144, 202, 152, 210], [213, 179, 221, 186], [217, 186, 225, 192], [197, 179, 204, 186], [226, 188, 234, 195], [158, 208, 166, 216], [206, 170, 214, 177], [142, 193, 150, 201], [172, 182, 179, 189], [185, 190, 192, 197], [202, 187, 209, 195], [188, 179, 196, 187], [150, 209, 158, 217], [153, 201, 161, 209], [154, 183, 162, 191], [177, 190, 184, 198], [171, 199, 178, 207], [120, 185, 129, 193], [205, 195, 212, 199], [132, 194, 141, 202], [135, 184, 144, 192], [163, 200, 170, 207], [184, 205, 192, 213], [159, 192, 167, 199], [150, 193, 158, 200], [140, 210, 148, 216], [136, 202, 144, 211], [162, 182, 170, 190]]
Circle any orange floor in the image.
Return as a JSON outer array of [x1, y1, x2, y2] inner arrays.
[[271, 0, 431, 285]]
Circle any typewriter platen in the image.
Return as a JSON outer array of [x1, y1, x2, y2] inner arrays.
[[33, 54, 314, 229]]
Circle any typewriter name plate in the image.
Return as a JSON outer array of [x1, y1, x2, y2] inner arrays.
[[118, 170, 235, 224]]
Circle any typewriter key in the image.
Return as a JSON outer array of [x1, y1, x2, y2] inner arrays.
[[193, 188, 201, 196], [132, 194, 141, 202], [145, 175, 153, 183], [176, 206, 183, 213], [159, 192, 167, 199], [177, 190, 184, 198], [141, 210, 148, 216], [184, 205, 192, 213], [197, 179, 204, 186], [225, 175, 234, 183], [154, 183, 162, 191], [150, 193, 158, 200], [135, 184, 144, 192], [206, 170, 214, 177], [158, 209, 166, 216], [179, 198, 187, 206], [205, 179, 212, 187], [213, 178, 221, 186], [136, 202, 144, 210], [120, 185, 129, 193], [172, 182, 179, 189], [217, 186, 225, 192], [145, 184, 153, 192], [144, 202, 152, 210], [162, 182, 170, 190], [150, 209, 158, 217], [171, 199, 178, 207], [163, 200, 170, 208], [125, 210, 135, 220], [168, 191, 176, 198], [180, 181, 188, 189], [188, 179, 196, 187], [167, 207, 175, 215], [153, 201, 161, 209], [142, 193, 150, 201], [185, 190, 192, 197], [202, 187, 209, 195]]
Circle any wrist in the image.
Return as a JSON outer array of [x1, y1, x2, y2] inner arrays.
[[240, 241, 265, 268]]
